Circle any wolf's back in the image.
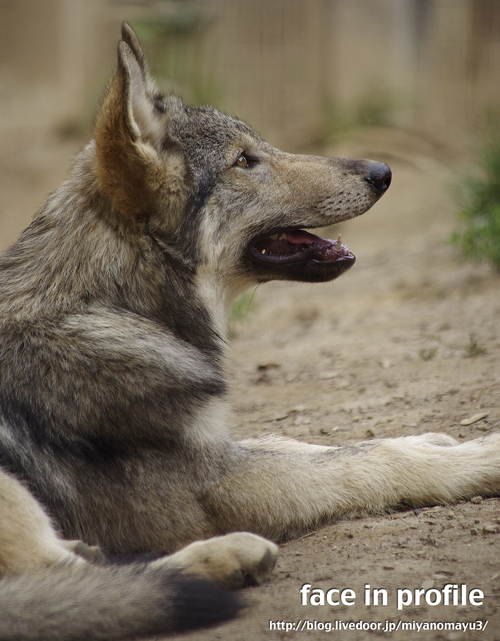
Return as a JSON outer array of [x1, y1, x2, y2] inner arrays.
[[0, 561, 243, 641]]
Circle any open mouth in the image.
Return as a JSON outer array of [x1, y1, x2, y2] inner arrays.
[[248, 229, 355, 267]]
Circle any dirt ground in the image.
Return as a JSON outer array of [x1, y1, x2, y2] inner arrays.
[[0, 125, 499, 640]]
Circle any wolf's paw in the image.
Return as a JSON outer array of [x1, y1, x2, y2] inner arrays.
[[61, 539, 106, 564], [168, 532, 278, 588]]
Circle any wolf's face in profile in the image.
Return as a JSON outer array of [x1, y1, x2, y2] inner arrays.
[[92, 29, 391, 338]]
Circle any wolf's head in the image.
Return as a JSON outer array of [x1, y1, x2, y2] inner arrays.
[[95, 24, 390, 308]]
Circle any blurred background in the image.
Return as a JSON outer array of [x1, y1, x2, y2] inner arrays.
[[0, 0, 500, 250]]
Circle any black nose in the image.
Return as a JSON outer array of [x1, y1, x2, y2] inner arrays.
[[365, 161, 392, 195]]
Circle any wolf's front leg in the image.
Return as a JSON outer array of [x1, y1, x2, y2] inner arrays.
[[203, 433, 500, 541]]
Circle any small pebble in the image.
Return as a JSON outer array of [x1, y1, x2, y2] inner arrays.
[[460, 412, 488, 426]]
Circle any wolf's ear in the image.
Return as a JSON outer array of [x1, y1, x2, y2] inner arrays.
[[121, 22, 147, 77], [94, 24, 188, 224]]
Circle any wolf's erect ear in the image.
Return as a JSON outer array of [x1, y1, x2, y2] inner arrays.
[[94, 24, 188, 223], [121, 22, 147, 76]]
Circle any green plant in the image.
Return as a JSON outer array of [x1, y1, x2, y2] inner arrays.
[[451, 124, 500, 271], [230, 291, 255, 323], [464, 333, 486, 358], [228, 291, 256, 337], [419, 347, 437, 361]]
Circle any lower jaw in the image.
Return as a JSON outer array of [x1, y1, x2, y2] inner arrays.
[[246, 254, 356, 284]]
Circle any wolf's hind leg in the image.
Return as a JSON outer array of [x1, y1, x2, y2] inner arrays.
[[0, 469, 85, 574], [0, 469, 253, 638], [159, 532, 278, 588]]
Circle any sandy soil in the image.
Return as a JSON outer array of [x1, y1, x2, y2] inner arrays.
[[0, 126, 498, 640]]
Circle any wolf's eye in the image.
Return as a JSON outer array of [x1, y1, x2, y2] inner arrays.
[[234, 152, 258, 169], [236, 153, 249, 168]]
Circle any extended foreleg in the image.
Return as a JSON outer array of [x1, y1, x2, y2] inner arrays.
[[202, 433, 500, 541]]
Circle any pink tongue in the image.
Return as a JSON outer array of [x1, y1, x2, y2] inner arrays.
[[286, 230, 331, 246]]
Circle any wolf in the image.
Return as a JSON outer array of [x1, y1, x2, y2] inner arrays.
[[1, 23, 499, 640]]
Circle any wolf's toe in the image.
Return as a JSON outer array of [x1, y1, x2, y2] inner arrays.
[[168, 532, 278, 588], [226, 532, 278, 587]]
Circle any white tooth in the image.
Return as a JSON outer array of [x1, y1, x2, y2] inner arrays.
[[336, 234, 342, 247], [269, 234, 279, 241], [279, 233, 287, 240], [262, 249, 266, 254]]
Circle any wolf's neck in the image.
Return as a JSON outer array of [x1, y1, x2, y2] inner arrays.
[[194, 270, 230, 346], [194, 268, 249, 349]]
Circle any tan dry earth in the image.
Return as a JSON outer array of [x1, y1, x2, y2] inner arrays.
[[0, 127, 499, 641]]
